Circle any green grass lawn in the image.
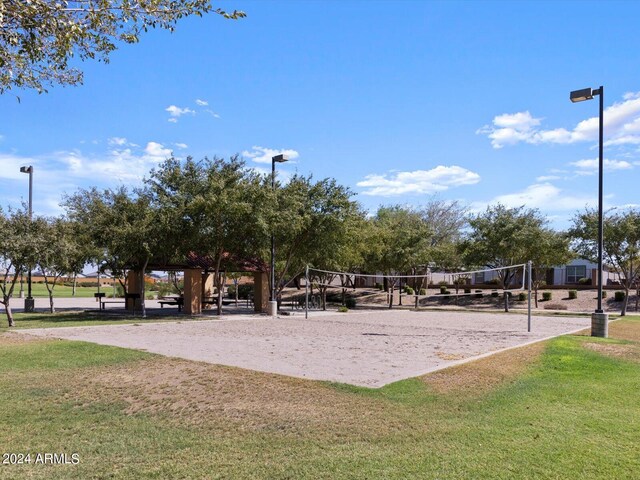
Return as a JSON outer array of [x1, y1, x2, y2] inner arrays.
[[18, 283, 111, 298], [0, 311, 188, 331], [1, 319, 640, 478]]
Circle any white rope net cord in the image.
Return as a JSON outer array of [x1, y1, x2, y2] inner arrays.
[[306, 263, 528, 300]]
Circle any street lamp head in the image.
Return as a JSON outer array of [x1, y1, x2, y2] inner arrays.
[[570, 88, 594, 103], [20, 166, 33, 174], [271, 154, 289, 163]]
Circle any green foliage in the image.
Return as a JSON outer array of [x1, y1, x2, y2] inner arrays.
[[419, 288, 426, 295], [475, 290, 483, 298], [337, 306, 349, 313], [615, 291, 626, 302], [375, 282, 383, 290], [439, 285, 447, 294], [1, 1, 245, 93], [542, 291, 552, 301], [603, 290, 608, 299], [518, 292, 527, 301], [578, 277, 591, 285], [568, 290, 578, 299], [404, 286, 414, 295], [227, 284, 253, 299], [570, 209, 640, 315], [345, 297, 357, 309]]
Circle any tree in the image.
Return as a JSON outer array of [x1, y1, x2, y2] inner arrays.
[[36, 217, 90, 313], [270, 175, 361, 305], [0, 207, 40, 326], [64, 186, 164, 317], [1, 1, 245, 93], [146, 156, 268, 315], [463, 204, 555, 312], [570, 209, 640, 316], [364, 206, 432, 308], [528, 229, 574, 308]]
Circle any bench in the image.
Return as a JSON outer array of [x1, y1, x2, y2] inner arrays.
[[159, 297, 184, 312], [100, 299, 126, 310]]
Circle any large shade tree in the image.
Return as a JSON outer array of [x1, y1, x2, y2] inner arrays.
[[570, 209, 640, 316], [64, 186, 165, 317], [0, 207, 41, 326], [146, 156, 269, 315], [271, 175, 361, 304], [1, 1, 245, 93], [463, 204, 561, 312], [364, 206, 432, 308]]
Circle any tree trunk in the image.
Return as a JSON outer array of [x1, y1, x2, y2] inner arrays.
[[235, 280, 239, 307], [534, 285, 539, 308], [621, 287, 629, 316], [388, 283, 394, 309], [72, 273, 77, 297], [504, 291, 510, 312], [49, 293, 55, 313], [3, 298, 15, 327]]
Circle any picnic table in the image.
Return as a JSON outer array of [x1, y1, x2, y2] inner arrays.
[[159, 296, 184, 312]]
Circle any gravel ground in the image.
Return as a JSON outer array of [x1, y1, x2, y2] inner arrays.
[[20, 309, 590, 387]]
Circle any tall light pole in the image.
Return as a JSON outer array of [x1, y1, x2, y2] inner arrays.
[[20, 165, 35, 313], [570, 85, 607, 337], [270, 154, 289, 316]]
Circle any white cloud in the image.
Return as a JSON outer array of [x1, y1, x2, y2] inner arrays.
[[536, 175, 561, 182], [479, 183, 594, 211], [478, 92, 640, 149], [357, 166, 480, 196], [174, 143, 188, 149], [144, 142, 172, 162], [205, 109, 221, 119], [241, 146, 300, 164], [570, 158, 633, 171], [195, 99, 208, 106], [108, 137, 128, 146], [165, 105, 195, 122], [0, 153, 38, 180]]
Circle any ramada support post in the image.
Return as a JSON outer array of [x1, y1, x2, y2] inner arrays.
[[184, 268, 203, 315], [253, 271, 269, 313]]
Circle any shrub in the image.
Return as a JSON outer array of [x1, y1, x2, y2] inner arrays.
[[438, 280, 448, 286], [404, 286, 414, 295], [518, 292, 527, 301], [615, 291, 625, 302], [337, 306, 349, 313], [544, 302, 568, 310], [542, 291, 552, 301], [475, 290, 483, 299], [491, 291, 499, 297], [375, 282, 383, 290], [568, 290, 577, 299], [442, 290, 451, 295], [345, 297, 357, 309], [464, 288, 471, 294], [486, 278, 500, 285], [439, 286, 447, 294], [115, 284, 125, 298], [578, 277, 591, 285], [145, 293, 155, 300], [227, 284, 253, 299], [419, 288, 426, 296]]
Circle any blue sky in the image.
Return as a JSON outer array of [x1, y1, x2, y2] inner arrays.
[[1, 0, 639, 228]]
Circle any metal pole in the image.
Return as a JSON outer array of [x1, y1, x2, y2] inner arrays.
[[527, 260, 532, 332], [269, 158, 278, 317], [305, 265, 309, 319], [26, 167, 33, 311], [596, 85, 604, 314]]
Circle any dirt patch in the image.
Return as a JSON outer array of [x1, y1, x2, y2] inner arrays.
[[583, 341, 640, 362], [609, 320, 640, 342], [74, 357, 393, 436], [422, 342, 545, 395], [0, 332, 45, 346]]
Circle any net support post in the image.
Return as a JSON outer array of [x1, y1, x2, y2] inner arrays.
[[527, 260, 532, 332], [305, 265, 309, 319]]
